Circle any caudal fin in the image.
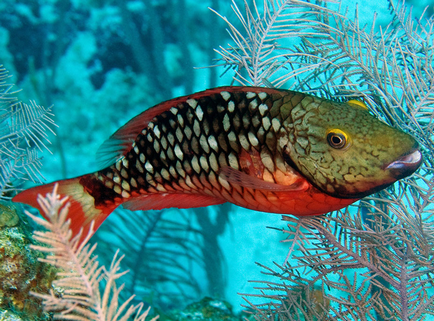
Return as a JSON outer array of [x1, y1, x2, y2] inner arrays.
[[13, 175, 119, 238]]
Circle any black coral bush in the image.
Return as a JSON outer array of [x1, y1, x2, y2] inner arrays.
[[213, 0, 434, 319]]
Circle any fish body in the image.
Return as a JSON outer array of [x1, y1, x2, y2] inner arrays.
[[13, 87, 422, 237]]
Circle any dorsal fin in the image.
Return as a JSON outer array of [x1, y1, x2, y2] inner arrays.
[[97, 98, 184, 166], [97, 86, 286, 166]]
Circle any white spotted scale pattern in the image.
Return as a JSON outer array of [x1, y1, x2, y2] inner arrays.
[[93, 88, 306, 206]]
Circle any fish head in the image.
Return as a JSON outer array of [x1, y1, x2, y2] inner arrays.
[[283, 97, 422, 198]]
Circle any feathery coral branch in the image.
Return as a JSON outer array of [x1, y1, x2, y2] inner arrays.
[[213, 0, 434, 319], [26, 184, 159, 321], [0, 66, 56, 199]]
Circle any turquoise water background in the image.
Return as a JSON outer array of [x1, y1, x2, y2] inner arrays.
[[1, 0, 432, 315]]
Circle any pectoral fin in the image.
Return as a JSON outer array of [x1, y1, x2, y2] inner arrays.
[[219, 166, 307, 192]]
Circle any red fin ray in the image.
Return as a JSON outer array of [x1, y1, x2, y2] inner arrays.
[[13, 176, 118, 238], [97, 101, 181, 165], [123, 193, 224, 211]]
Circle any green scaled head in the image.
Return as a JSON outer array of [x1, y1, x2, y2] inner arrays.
[[282, 95, 422, 198]]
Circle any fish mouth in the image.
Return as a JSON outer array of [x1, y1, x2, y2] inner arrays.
[[384, 148, 422, 179]]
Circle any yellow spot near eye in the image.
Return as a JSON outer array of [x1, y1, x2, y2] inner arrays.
[[327, 128, 347, 137], [347, 100, 368, 110]]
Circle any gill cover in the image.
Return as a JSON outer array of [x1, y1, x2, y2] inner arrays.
[[282, 96, 421, 198]]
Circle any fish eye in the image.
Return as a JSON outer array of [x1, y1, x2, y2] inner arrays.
[[327, 129, 348, 149]]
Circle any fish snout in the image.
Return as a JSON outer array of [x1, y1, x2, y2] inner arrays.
[[385, 147, 422, 179]]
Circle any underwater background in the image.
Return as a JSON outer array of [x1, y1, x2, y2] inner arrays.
[[1, 0, 434, 320]]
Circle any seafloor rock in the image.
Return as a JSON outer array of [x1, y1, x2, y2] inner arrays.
[[0, 203, 57, 321], [158, 296, 248, 321]]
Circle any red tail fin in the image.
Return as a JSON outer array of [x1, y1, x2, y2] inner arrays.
[[13, 175, 119, 238]]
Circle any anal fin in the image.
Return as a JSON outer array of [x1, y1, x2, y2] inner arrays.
[[123, 193, 225, 211]]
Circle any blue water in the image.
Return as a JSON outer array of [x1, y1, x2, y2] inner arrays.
[[1, 0, 431, 317]]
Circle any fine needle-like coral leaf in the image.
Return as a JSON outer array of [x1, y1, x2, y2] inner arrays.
[[211, 0, 342, 87], [212, 0, 434, 319]]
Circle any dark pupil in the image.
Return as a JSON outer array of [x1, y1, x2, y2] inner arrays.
[[327, 132, 346, 148], [332, 136, 342, 144]]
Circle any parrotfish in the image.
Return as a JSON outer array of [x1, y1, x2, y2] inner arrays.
[[13, 87, 422, 237]]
